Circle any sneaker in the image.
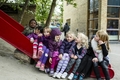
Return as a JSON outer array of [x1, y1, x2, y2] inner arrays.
[[53, 72, 58, 78], [72, 74, 78, 80], [56, 72, 62, 79], [45, 68, 50, 74], [79, 75, 83, 80], [35, 61, 41, 68], [61, 72, 68, 79], [49, 69, 54, 77], [39, 63, 45, 71], [68, 73, 74, 80]]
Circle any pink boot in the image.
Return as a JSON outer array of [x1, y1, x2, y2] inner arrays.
[[39, 63, 45, 71], [35, 61, 41, 68]]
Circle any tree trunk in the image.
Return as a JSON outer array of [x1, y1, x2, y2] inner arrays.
[[45, 0, 57, 27], [19, 0, 30, 24]]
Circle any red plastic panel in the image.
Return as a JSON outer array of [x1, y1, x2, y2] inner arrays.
[[0, 10, 24, 32], [90, 66, 115, 79], [0, 17, 33, 58]]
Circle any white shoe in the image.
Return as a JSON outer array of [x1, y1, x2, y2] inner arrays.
[[53, 72, 58, 78], [68, 73, 74, 80], [56, 73, 62, 79], [61, 72, 68, 79]]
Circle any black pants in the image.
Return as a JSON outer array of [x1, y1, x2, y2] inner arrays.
[[76, 55, 93, 78], [93, 60, 110, 80]]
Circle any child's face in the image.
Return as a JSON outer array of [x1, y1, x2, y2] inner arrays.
[[35, 29, 40, 34], [44, 29, 50, 37], [94, 34, 100, 41], [55, 35, 61, 42], [75, 35, 81, 43], [30, 21, 37, 28], [66, 34, 74, 42]]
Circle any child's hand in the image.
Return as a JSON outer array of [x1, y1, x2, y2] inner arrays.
[[74, 55, 78, 59], [71, 54, 74, 58], [38, 33, 42, 37], [98, 40, 104, 45], [49, 58, 52, 64], [92, 57, 98, 62], [30, 38, 34, 43], [59, 54, 62, 59]]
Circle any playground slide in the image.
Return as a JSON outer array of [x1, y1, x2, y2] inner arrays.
[[0, 10, 24, 32], [0, 10, 33, 58]]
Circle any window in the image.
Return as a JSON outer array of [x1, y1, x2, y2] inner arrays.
[[107, 7, 119, 18], [108, 0, 120, 6]]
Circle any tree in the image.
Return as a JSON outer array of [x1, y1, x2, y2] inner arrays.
[[19, 0, 30, 24]]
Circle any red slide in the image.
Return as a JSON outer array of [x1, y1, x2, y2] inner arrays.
[[0, 10, 33, 58]]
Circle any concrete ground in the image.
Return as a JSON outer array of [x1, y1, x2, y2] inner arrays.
[[0, 37, 119, 80]]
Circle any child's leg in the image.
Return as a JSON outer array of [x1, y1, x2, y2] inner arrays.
[[41, 48, 49, 64], [37, 42, 43, 58], [72, 59, 81, 73], [49, 57, 58, 76], [100, 61, 110, 80], [93, 62, 101, 79], [65, 58, 75, 73], [56, 59, 64, 73], [59, 54, 70, 73], [50, 57, 58, 69], [33, 39, 38, 58]]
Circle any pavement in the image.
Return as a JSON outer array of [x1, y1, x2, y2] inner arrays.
[[0, 33, 120, 80]]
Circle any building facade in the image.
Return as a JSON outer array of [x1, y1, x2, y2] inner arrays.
[[63, 0, 120, 41]]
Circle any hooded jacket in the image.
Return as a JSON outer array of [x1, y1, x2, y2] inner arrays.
[[48, 28, 62, 57]]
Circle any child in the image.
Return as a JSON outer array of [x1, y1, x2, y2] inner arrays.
[[27, 26, 44, 59], [61, 32, 88, 80], [48, 28, 62, 77], [53, 31, 76, 78], [23, 19, 37, 36], [91, 30, 110, 80], [72, 35, 95, 80], [43, 27, 51, 48], [35, 27, 51, 71]]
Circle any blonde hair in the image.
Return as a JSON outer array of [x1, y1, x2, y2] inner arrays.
[[66, 31, 76, 40], [77, 32, 88, 48], [96, 30, 110, 50], [43, 27, 51, 33]]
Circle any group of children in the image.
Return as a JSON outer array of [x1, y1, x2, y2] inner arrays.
[[23, 19, 111, 80]]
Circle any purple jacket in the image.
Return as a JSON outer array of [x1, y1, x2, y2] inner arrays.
[[27, 33, 44, 43], [43, 35, 51, 48], [48, 28, 62, 57], [60, 39, 75, 55], [48, 40, 62, 57]]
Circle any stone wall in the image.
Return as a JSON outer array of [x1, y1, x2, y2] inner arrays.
[[63, 0, 88, 35]]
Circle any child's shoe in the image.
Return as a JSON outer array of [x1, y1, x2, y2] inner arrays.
[[56, 72, 62, 79], [68, 73, 74, 80], [49, 69, 54, 77], [72, 74, 78, 80], [35, 61, 41, 68], [61, 72, 68, 79], [79, 75, 83, 80], [53, 72, 58, 78], [44, 68, 50, 74], [39, 63, 45, 71]]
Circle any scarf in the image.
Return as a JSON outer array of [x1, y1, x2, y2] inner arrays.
[[91, 38, 103, 62]]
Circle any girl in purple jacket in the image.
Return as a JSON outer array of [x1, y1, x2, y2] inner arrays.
[[35, 27, 51, 71], [27, 26, 44, 59], [48, 28, 62, 77], [53, 31, 76, 79]]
